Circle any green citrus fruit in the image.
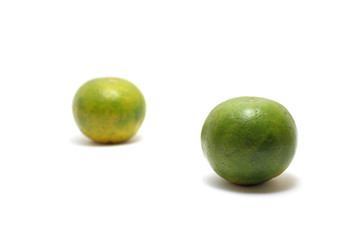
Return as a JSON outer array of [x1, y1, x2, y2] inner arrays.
[[73, 77, 146, 143], [201, 96, 297, 185]]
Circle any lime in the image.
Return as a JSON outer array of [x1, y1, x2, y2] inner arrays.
[[201, 96, 297, 185], [73, 77, 146, 143]]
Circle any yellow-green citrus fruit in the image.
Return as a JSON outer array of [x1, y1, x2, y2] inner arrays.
[[73, 77, 146, 143], [201, 96, 297, 185]]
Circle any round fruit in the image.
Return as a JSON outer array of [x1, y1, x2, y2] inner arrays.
[[201, 96, 297, 185], [73, 77, 146, 143]]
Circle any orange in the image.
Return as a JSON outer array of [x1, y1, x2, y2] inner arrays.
[[73, 77, 146, 143], [201, 96, 297, 185]]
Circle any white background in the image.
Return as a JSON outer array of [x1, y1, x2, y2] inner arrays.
[[1, 0, 359, 239]]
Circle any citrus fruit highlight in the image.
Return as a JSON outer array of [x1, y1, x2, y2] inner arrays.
[[73, 77, 146, 143], [201, 96, 297, 185]]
